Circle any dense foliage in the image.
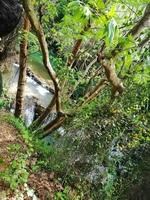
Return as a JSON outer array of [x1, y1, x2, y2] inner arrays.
[[0, 0, 150, 199]]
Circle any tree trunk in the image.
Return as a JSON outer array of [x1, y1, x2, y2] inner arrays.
[[22, 0, 62, 133], [15, 16, 30, 118], [0, 71, 3, 97]]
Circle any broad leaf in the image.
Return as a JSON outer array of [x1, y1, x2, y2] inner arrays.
[[108, 18, 117, 43]]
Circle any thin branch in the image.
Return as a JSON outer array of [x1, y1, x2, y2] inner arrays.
[[40, 112, 66, 138], [110, 3, 150, 58], [67, 20, 91, 67], [81, 79, 108, 106], [69, 56, 98, 98], [138, 34, 150, 47], [30, 95, 56, 130], [128, 3, 150, 37]]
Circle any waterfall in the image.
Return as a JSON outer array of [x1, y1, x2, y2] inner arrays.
[[3, 63, 54, 126], [23, 96, 36, 127]]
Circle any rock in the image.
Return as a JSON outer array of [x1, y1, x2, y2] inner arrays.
[[0, 1, 22, 61], [0, 0, 22, 37]]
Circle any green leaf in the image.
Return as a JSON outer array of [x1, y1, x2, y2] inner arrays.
[[107, 5, 117, 18], [108, 18, 117, 43], [88, 0, 105, 10], [0, 158, 4, 164], [124, 53, 132, 69]]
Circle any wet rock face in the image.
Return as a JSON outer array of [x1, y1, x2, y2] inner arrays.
[[0, 0, 22, 37]]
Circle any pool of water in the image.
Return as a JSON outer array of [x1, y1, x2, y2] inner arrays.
[[28, 52, 50, 81]]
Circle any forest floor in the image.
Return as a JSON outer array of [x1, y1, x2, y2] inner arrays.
[[0, 112, 63, 200], [0, 114, 25, 199], [0, 121, 21, 173]]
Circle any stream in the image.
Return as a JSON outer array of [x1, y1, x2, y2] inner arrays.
[[2, 63, 54, 126]]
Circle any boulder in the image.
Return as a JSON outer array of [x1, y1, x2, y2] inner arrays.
[[0, 0, 22, 37], [0, 0, 22, 60]]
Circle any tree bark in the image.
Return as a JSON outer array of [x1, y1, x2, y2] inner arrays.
[[67, 21, 91, 67], [97, 53, 124, 97], [128, 3, 150, 37], [0, 71, 3, 97], [41, 112, 66, 138], [97, 3, 150, 98], [67, 39, 83, 67], [111, 3, 150, 58], [30, 95, 56, 130], [15, 16, 30, 118], [22, 0, 62, 132], [82, 79, 108, 106]]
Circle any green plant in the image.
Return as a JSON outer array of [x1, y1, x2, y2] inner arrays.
[[0, 99, 5, 109], [0, 154, 29, 190], [55, 187, 71, 200]]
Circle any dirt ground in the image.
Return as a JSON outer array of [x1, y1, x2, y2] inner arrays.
[[0, 121, 23, 173], [0, 113, 63, 200]]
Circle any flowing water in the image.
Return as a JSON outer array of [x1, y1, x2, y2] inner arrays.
[[2, 63, 54, 126]]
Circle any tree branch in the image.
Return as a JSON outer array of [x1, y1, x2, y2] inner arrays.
[[138, 34, 150, 48], [81, 79, 108, 106], [98, 53, 124, 97], [39, 112, 66, 138], [15, 15, 30, 118], [128, 3, 150, 37], [67, 20, 91, 67], [30, 95, 56, 130], [22, 0, 61, 113], [22, 0, 62, 134]]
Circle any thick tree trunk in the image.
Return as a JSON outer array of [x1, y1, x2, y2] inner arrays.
[[15, 16, 30, 118], [97, 53, 124, 97]]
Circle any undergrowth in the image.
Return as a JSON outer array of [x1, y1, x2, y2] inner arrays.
[[0, 82, 150, 199]]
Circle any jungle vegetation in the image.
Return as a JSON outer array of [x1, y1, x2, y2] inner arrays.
[[0, 0, 150, 199]]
